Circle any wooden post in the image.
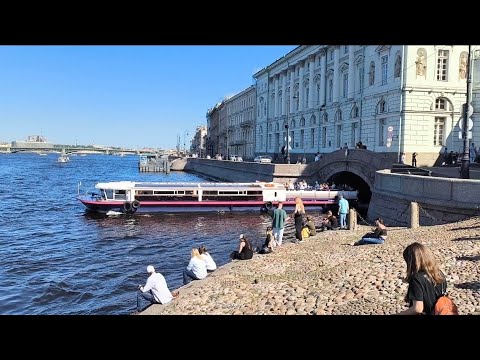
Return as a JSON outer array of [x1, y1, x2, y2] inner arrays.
[[409, 201, 419, 228], [348, 208, 357, 230]]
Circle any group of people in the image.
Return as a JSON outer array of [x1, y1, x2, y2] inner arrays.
[[136, 245, 217, 312]]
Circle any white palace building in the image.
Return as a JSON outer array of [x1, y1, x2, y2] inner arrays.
[[254, 45, 480, 166]]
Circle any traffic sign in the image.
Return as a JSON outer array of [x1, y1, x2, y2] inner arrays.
[[458, 131, 473, 139], [386, 141, 392, 148], [387, 126, 393, 132], [284, 136, 292, 143], [458, 118, 473, 131], [463, 103, 474, 118]]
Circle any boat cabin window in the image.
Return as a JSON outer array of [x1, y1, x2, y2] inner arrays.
[[134, 189, 197, 201], [114, 190, 127, 201], [103, 189, 114, 200], [201, 189, 263, 201]]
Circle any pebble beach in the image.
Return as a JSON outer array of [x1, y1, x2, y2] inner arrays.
[[140, 217, 480, 315]]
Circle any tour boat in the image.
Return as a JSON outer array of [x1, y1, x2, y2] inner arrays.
[[77, 181, 358, 214]]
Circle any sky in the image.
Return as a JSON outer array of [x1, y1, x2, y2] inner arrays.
[[0, 45, 296, 149]]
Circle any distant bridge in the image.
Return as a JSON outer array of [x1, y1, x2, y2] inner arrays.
[[9, 146, 163, 155]]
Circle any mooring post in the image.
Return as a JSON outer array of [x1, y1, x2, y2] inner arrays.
[[409, 201, 419, 228], [348, 208, 357, 230]]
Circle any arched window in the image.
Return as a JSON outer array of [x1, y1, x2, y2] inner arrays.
[[377, 100, 387, 114], [291, 119, 296, 128], [310, 115, 316, 126], [268, 123, 273, 132], [369, 61, 375, 86], [322, 112, 328, 123], [351, 106, 359, 118], [435, 98, 449, 111], [275, 122, 280, 131], [335, 109, 343, 122], [300, 117, 306, 127]]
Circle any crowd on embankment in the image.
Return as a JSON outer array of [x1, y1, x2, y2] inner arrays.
[[139, 216, 480, 315]]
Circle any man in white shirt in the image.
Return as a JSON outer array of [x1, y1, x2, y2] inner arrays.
[[137, 265, 178, 312]]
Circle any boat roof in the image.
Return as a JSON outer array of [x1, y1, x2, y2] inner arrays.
[[95, 181, 285, 190]]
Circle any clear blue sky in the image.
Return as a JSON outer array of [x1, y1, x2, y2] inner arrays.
[[0, 45, 296, 149]]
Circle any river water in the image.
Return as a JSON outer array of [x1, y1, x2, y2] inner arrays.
[[0, 153, 315, 315]]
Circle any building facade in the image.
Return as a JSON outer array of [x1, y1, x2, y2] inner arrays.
[[191, 125, 207, 157], [11, 135, 54, 149], [225, 85, 256, 160], [206, 101, 223, 157], [254, 45, 480, 166]]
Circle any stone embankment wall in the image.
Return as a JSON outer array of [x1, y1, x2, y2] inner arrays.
[[368, 170, 480, 225]]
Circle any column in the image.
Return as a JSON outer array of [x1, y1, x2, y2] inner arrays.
[[333, 46, 340, 103], [348, 45, 355, 99], [290, 67, 295, 114], [308, 57, 314, 108], [274, 75, 279, 118], [320, 51, 326, 106], [281, 71, 287, 116], [298, 63, 304, 112]]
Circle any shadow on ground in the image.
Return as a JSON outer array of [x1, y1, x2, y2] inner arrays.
[[456, 255, 480, 261], [452, 236, 480, 242], [454, 281, 480, 291]]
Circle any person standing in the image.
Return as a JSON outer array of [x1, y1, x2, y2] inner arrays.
[[400, 152, 406, 165], [337, 195, 349, 230], [397, 242, 448, 315], [292, 197, 305, 243], [470, 142, 476, 163], [271, 202, 288, 246], [412, 152, 418, 167], [137, 265, 178, 312]]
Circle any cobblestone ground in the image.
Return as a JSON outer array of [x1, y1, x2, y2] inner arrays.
[[141, 217, 480, 315]]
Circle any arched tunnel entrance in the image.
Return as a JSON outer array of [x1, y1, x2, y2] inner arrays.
[[327, 171, 372, 218]]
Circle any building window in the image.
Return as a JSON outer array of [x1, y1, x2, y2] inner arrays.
[[343, 73, 348, 98], [359, 66, 364, 92], [300, 129, 304, 148], [351, 106, 359, 118], [295, 93, 300, 110], [344, 45, 348, 54], [260, 135, 263, 149], [268, 134, 272, 149], [335, 110, 343, 122], [381, 55, 388, 85], [328, 78, 333, 102], [322, 112, 328, 123], [437, 50, 449, 81], [300, 118, 306, 127], [336, 125, 342, 148], [330, 49, 334, 61], [311, 128, 315, 148], [378, 100, 387, 114], [305, 87, 309, 108], [290, 131, 295, 147], [351, 122, 359, 145], [369, 62, 375, 86], [378, 119, 387, 146], [317, 83, 321, 104], [434, 117, 446, 146], [322, 127, 327, 148], [435, 98, 447, 111]]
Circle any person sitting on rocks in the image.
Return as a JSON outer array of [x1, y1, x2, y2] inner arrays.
[[350, 218, 387, 246], [137, 265, 179, 312], [303, 215, 316, 236], [183, 248, 208, 285], [198, 245, 217, 273], [230, 234, 254, 260], [258, 226, 276, 254], [320, 210, 338, 231]]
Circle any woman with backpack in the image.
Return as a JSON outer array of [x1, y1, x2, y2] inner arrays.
[[398, 242, 450, 315]]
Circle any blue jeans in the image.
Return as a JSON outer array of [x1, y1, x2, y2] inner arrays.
[[183, 269, 200, 285], [356, 237, 385, 245], [136, 290, 158, 312], [339, 213, 347, 228]]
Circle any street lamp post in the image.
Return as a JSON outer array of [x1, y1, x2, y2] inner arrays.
[[183, 130, 189, 155], [285, 123, 290, 164], [460, 45, 473, 179]]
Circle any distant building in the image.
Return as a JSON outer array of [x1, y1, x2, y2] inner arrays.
[[191, 125, 207, 157], [11, 135, 54, 149]]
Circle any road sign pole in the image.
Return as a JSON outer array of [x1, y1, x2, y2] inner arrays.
[[461, 45, 472, 179]]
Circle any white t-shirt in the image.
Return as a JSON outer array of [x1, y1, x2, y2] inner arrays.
[[142, 272, 173, 304], [201, 252, 217, 271], [186, 256, 208, 279]]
